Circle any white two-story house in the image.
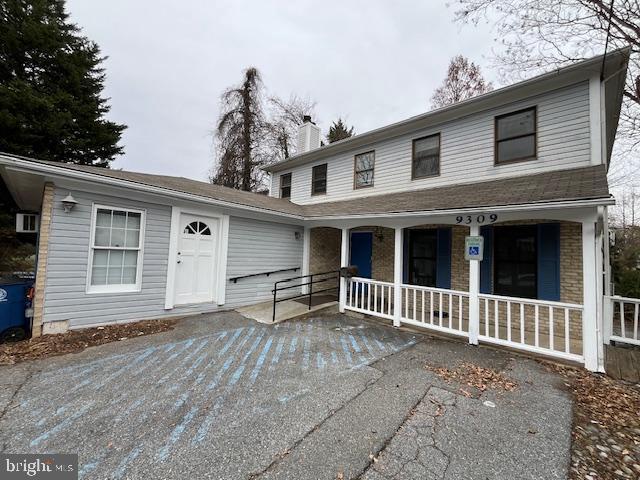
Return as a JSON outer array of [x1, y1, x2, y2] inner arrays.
[[0, 48, 631, 372]]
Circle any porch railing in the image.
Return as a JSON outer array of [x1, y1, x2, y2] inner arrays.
[[345, 277, 395, 320], [400, 284, 470, 338], [606, 295, 640, 346], [478, 293, 584, 362]]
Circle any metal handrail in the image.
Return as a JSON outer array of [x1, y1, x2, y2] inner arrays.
[[229, 266, 300, 284], [272, 270, 340, 322]]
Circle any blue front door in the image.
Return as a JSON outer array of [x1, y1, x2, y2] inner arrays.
[[350, 232, 373, 278]]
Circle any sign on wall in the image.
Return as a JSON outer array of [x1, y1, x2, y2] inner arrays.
[[455, 213, 498, 225], [465, 236, 484, 261]]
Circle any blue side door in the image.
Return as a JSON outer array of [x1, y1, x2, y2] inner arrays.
[[350, 232, 373, 278]]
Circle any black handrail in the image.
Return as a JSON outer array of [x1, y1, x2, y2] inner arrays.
[[272, 270, 340, 322], [229, 267, 300, 284]]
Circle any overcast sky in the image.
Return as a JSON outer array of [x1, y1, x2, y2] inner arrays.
[[65, 1, 497, 181]]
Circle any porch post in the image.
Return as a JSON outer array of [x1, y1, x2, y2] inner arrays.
[[468, 225, 480, 345], [339, 227, 349, 313], [301, 226, 311, 295], [393, 227, 403, 327], [582, 218, 602, 372], [602, 207, 613, 344]]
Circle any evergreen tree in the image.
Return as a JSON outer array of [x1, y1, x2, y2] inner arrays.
[[326, 118, 354, 143], [0, 0, 125, 166]]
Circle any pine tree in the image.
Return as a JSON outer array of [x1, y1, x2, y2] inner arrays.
[[326, 118, 354, 144], [0, 0, 126, 167]]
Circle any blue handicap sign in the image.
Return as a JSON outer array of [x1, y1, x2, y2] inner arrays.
[[468, 246, 480, 256]]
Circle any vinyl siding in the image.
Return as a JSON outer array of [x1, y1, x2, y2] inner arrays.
[[270, 81, 592, 204], [43, 188, 304, 328]]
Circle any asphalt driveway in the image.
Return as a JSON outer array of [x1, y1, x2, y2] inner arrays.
[[0, 312, 573, 479]]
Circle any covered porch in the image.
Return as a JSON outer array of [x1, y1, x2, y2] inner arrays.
[[302, 204, 607, 372]]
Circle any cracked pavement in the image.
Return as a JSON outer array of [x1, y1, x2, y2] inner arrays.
[[0, 312, 573, 479]]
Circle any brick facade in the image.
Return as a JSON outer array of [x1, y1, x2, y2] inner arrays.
[[32, 182, 55, 337]]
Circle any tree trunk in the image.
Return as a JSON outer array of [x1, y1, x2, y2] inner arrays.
[[241, 81, 252, 191]]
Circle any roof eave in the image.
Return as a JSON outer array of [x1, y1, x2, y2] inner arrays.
[[0, 155, 306, 220]]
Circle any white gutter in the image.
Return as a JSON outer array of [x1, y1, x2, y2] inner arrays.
[[304, 197, 614, 221]]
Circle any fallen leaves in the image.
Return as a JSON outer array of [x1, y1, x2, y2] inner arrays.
[[0, 319, 177, 365], [544, 362, 640, 480], [425, 362, 518, 394]]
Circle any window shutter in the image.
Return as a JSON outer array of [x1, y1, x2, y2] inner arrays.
[[436, 228, 451, 289], [480, 225, 493, 294], [403, 229, 409, 283], [537, 223, 560, 301]]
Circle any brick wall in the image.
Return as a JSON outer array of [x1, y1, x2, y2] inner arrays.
[[32, 182, 55, 337]]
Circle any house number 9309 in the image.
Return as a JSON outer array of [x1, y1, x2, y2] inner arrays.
[[455, 214, 498, 225]]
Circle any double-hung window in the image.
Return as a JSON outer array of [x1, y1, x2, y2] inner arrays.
[[280, 173, 292, 199], [354, 151, 375, 189], [311, 164, 327, 195], [88, 205, 145, 293], [495, 107, 536, 164], [412, 134, 440, 179]]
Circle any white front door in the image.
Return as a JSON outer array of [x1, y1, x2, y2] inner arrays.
[[174, 214, 218, 305]]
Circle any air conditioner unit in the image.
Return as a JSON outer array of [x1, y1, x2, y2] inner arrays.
[[16, 213, 39, 233]]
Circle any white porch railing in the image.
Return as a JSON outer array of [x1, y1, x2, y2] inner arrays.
[[345, 277, 395, 320], [478, 293, 584, 362], [606, 295, 640, 346], [345, 277, 586, 364], [400, 284, 469, 338]]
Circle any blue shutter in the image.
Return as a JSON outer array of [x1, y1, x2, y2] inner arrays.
[[436, 228, 451, 289], [403, 229, 409, 283], [537, 223, 560, 301], [480, 225, 493, 294]]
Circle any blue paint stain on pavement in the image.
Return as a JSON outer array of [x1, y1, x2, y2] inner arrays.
[[157, 407, 198, 461], [228, 331, 266, 386], [269, 337, 286, 370], [30, 402, 93, 448], [249, 336, 274, 383], [340, 337, 353, 365], [316, 352, 326, 370], [113, 445, 142, 480], [288, 336, 298, 358], [302, 338, 311, 369]]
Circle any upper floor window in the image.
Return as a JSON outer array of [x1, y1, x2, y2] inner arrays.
[[88, 205, 145, 293], [280, 173, 292, 199], [354, 151, 375, 189], [412, 134, 440, 179], [495, 107, 536, 164], [312, 163, 327, 195]]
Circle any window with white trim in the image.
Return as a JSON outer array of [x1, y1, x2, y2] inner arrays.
[[88, 206, 145, 292]]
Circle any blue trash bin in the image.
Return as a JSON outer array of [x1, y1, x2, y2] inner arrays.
[[0, 278, 33, 342]]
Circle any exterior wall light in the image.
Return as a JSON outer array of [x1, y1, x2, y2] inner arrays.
[[61, 194, 78, 213], [294, 231, 302, 240]]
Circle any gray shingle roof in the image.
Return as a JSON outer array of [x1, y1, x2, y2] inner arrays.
[[3, 155, 610, 219], [302, 165, 610, 217]]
